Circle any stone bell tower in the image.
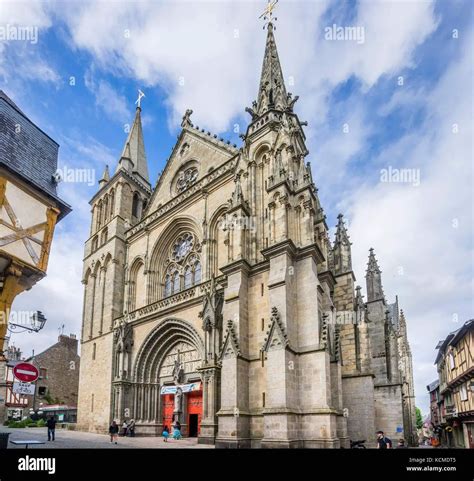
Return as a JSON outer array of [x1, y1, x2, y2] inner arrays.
[[77, 104, 152, 432], [215, 17, 347, 448]]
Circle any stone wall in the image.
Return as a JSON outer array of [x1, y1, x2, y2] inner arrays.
[[374, 383, 404, 441], [342, 374, 376, 445], [76, 332, 114, 433], [29, 335, 80, 409]]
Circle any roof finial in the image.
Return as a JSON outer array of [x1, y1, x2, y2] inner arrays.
[[259, 0, 279, 30], [181, 109, 194, 128], [135, 89, 145, 109]]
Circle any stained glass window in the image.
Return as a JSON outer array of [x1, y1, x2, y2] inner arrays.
[[184, 267, 192, 289], [173, 271, 180, 294], [164, 275, 171, 297], [194, 261, 201, 284]]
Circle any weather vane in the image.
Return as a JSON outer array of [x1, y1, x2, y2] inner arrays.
[[259, 0, 278, 29], [135, 89, 145, 108]]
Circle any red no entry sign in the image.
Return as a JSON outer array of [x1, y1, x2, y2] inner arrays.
[[13, 362, 39, 383]]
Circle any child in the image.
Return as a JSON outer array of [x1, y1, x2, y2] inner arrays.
[[173, 426, 182, 440], [162, 425, 169, 442]]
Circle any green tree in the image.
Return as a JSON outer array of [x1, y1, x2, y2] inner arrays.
[[415, 407, 423, 429]]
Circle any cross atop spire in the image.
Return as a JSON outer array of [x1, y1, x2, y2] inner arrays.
[[135, 89, 145, 109], [259, 0, 279, 29]]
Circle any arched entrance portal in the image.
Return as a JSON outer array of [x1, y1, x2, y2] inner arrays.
[[159, 341, 203, 436], [132, 319, 204, 437]]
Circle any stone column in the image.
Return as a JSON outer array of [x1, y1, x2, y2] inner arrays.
[[215, 260, 251, 448], [198, 367, 220, 444]]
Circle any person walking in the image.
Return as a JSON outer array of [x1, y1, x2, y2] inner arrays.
[[128, 419, 135, 437], [46, 416, 57, 442], [109, 420, 119, 444], [376, 431, 392, 449], [121, 420, 128, 437], [162, 425, 169, 442], [173, 420, 182, 440]]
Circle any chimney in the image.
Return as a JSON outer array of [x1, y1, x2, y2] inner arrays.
[[58, 333, 78, 353]]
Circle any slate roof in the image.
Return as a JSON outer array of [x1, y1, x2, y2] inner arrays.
[[0, 90, 71, 219], [434, 319, 473, 365], [426, 379, 439, 393]]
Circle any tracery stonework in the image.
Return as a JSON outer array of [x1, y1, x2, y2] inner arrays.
[[176, 167, 198, 193], [77, 20, 417, 448], [159, 342, 200, 379]]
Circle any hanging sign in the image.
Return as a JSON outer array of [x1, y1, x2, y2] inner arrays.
[[160, 382, 201, 395]]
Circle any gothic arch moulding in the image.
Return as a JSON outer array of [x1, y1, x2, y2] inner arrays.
[[251, 141, 271, 164], [133, 318, 205, 384], [128, 256, 146, 311], [208, 204, 229, 277]]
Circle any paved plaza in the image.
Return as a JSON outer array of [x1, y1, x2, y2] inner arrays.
[[1, 427, 213, 449]]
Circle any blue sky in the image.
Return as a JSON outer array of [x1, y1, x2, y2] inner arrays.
[[1, 0, 472, 415]]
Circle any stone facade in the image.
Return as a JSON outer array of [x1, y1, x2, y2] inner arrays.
[[77, 22, 416, 447], [27, 334, 80, 408]]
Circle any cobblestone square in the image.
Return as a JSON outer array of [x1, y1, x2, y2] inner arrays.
[[1, 427, 213, 449]]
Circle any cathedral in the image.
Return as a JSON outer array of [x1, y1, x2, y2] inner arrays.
[[77, 21, 417, 447]]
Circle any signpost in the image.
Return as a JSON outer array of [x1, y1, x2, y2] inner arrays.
[[13, 363, 39, 383], [12, 382, 35, 396]]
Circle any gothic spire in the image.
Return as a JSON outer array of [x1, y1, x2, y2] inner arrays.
[[98, 164, 110, 188], [365, 248, 384, 302], [332, 214, 352, 275], [117, 106, 150, 186], [334, 213, 351, 246], [256, 22, 289, 116]]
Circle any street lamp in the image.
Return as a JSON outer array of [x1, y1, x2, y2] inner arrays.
[[8, 310, 47, 334]]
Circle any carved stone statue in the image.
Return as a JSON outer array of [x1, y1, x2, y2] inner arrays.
[[174, 386, 183, 412], [114, 320, 133, 379], [172, 353, 184, 384]]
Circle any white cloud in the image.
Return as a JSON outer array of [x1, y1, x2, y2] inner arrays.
[[345, 29, 473, 413], [84, 68, 131, 122]]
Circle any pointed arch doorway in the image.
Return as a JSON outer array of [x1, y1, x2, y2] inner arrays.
[[159, 341, 203, 437], [132, 319, 204, 437]]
